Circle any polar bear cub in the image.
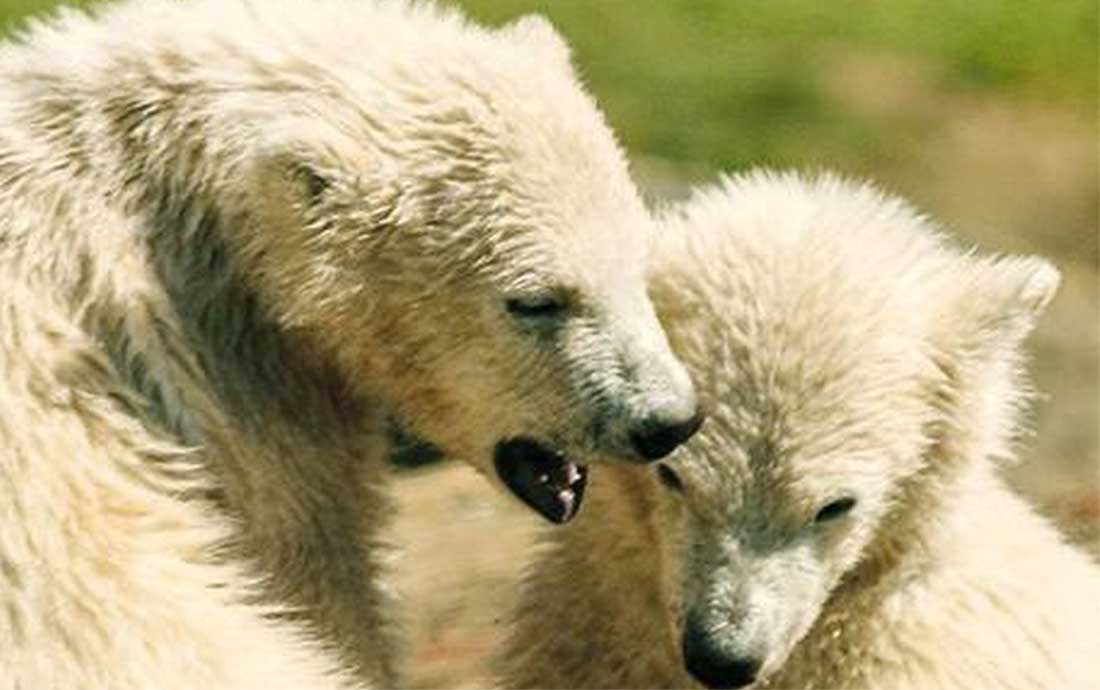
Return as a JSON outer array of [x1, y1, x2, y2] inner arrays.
[[0, 1, 700, 688], [498, 171, 1100, 690]]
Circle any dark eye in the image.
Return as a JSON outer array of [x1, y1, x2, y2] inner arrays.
[[814, 496, 857, 523], [657, 463, 684, 493], [505, 295, 566, 319]]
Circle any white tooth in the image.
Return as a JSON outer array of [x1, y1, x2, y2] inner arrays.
[[558, 489, 574, 516], [566, 462, 580, 485]]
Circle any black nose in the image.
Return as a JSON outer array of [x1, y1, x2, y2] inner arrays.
[[630, 409, 705, 460], [682, 619, 761, 689]]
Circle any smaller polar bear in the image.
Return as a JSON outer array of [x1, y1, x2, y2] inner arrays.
[[498, 172, 1100, 690]]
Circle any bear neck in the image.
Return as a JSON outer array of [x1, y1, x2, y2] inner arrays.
[[136, 191, 373, 439], [99, 190, 398, 682], [5, 94, 377, 453]]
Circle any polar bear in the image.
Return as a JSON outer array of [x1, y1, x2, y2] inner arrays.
[[498, 171, 1100, 689], [0, 1, 701, 688]]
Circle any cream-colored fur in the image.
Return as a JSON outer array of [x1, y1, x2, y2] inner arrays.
[[0, 291, 357, 690], [499, 172, 1100, 689], [0, 1, 696, 688]]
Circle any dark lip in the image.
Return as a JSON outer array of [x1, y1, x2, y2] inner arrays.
[[493, 438, 589, 524]]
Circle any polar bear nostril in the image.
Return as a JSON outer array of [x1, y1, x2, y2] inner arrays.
[[682, 619, 761, 690], [629, 408, 704, 461]]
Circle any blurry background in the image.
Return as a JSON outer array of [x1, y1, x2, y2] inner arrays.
[[2, 1, 1095, 687]]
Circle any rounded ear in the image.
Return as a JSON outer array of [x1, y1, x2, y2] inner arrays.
[[1008, 257, 1061, 317], [959, 255, 1060, 352], [288, 162, 333, 207], [245, 154, 335, 222], [251, 113, 367, 206], [923, 255, 1059, 466], [503, 14, 571, 64]]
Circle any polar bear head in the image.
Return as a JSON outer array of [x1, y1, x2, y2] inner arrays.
[[645, 172, 1058, 687], [86, 3, 700, 523]]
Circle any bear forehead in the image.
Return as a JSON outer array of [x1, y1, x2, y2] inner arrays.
[[688, 272, 936, 414], [659, 172, 953, 457], [681, 370, 932, 526], [696, 345, 932, 464]]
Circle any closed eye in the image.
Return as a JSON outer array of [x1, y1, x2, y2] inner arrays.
[[814, 496, 857, 523], [505, 295, 567, 319]]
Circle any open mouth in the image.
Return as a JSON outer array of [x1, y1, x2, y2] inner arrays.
[[493, 438, 589, 524]]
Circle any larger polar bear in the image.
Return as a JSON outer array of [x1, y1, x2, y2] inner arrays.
[[0, 1, 702, 688], [499, 172, 1100, 689]]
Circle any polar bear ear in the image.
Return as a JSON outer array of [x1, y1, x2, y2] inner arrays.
[[952, 255, 1060, 354], [288, 162, 333, 207], [503, 14, 571, 64], [925, 255, 1059, 465], [253, 152, 333, 213]]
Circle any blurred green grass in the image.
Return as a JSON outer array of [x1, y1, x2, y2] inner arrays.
[[455, 0, 1097, 173], [2, 1, 1095, 173]]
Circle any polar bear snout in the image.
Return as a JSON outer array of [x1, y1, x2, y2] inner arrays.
[[630, 408, 705, 460], [617, 338, 702, 462], [682, 613, 762, 689]]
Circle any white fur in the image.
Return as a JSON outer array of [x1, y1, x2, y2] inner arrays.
[[499, 171, 1100, 689], [0, 1, 694, 687]]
